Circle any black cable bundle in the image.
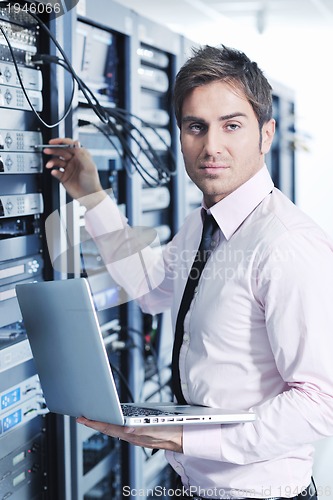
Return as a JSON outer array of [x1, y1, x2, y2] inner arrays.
[[0, 1, 177, 187]]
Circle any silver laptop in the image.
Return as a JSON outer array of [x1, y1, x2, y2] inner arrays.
[[15, 278, 255, 427]]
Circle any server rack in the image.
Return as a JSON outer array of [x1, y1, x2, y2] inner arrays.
[[56, 0, 183, 497], [264, 80, 296, 201], [0, 3, 58, 498], [132, 12, 182, 497], [55, 3, 131, 498]]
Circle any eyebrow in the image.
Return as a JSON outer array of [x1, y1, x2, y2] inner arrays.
[[181, 112, 248, 124]]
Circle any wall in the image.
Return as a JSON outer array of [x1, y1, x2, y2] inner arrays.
[[247, 26, 333, 239]]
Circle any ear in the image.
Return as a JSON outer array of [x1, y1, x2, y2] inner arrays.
[[261, 119, 275, 155]]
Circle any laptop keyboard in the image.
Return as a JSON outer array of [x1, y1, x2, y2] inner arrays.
[[121, 404, 178, 417]]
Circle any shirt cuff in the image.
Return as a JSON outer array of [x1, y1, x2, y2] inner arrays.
[[183, 424, 222, 461], [85, 195, 127, 237]]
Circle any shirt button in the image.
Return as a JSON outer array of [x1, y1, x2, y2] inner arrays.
[[183, 334, 189, 343], [181, 383, 187, 389]]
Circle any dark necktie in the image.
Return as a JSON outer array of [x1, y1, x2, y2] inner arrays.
[[171, 211, 218, 404]]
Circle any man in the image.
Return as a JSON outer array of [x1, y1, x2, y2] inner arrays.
[[45, 45, 333, 500]]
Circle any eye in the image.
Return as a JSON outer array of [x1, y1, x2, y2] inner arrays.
[[226, 123, 240, 132], [188, 122, 206, 134]]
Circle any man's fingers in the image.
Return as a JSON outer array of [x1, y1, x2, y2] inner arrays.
[[76, 417, 123, 438]]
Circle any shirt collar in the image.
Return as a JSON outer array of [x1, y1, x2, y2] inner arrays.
[[203, 166, 274, 241]]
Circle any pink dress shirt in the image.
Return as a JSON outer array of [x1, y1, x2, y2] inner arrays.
[[85, 166, 333, 498]]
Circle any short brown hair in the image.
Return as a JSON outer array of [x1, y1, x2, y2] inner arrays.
[[173, 45, 272, 129]]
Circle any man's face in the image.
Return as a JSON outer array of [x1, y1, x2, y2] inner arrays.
[[180, 81, 275, 208]]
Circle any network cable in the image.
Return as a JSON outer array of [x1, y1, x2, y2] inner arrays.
[[8, 3, 177, 186], [120, 325, 165, 402], [0, 24, 76, 127]]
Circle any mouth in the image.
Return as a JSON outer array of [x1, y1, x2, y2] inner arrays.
[[200, 163, 230, 173]]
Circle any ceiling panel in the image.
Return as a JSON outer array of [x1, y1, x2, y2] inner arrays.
[[207, 0, 333, 30], [116, 0, 333, 33]]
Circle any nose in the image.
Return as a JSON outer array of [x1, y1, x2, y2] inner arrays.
[[202, 125, 223, 157]]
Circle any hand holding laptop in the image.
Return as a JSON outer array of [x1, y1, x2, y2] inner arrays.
[[16, 278, 255, 428], [77, 416, 183, 453]]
